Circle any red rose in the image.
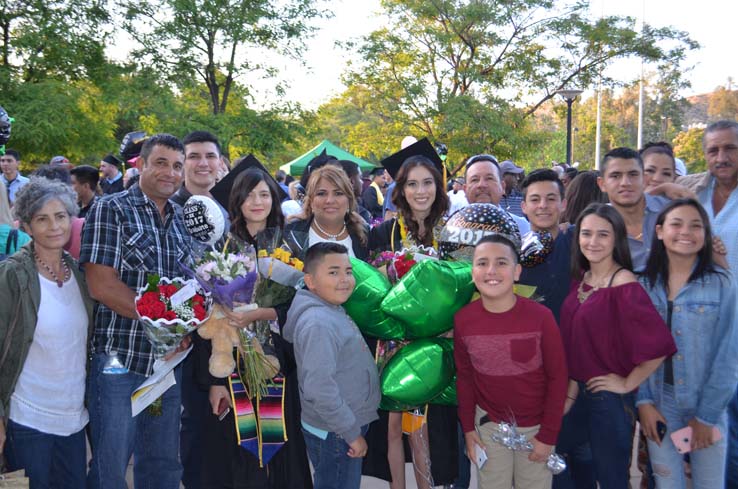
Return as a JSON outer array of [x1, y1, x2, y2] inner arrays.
[[146, 300, 167, 319], [191, 294, 205, 306], [138, 291, 160, 306], [193, 304, 207, 321], [158, 284, 179, 298], [394, 256, 417, 278], [137, 304, 152, 317], [163, 310, 178, 321]]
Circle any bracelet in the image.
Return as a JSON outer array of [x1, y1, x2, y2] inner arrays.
[[566, 396, 576, 401]]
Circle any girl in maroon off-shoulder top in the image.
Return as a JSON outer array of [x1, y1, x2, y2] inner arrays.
[[559, 204, 676, 489]]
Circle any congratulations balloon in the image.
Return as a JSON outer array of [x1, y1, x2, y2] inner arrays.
[[343, 259, 405, 339], [183, 196, 226, 247], [381, 338, 455, 406], [380, 260, 474, 339], [439, 203, 521, 261]]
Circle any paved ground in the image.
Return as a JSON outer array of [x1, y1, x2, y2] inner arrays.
[[124, 440, 644, 488]]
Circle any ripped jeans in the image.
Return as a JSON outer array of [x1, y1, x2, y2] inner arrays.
[[646, 385, 727, 489]]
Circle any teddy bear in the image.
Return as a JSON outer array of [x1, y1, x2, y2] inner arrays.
[[197, 304, 280, 380], [197, 304, 241, 377]]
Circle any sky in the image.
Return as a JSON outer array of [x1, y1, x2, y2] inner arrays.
[[109, 0, 737, 110], [262, 0, 737, 109]]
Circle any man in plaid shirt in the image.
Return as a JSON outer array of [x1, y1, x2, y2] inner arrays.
[[80, 134, 192, 489]]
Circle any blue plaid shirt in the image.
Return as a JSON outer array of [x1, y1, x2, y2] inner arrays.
[[500, 189, 525, 217], [80, 184, 192, 376]]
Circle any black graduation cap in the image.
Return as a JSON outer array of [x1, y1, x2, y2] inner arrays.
[[210, 154, 289, 212], [380, 137, 445, 180], [305, 148, 337, 174]]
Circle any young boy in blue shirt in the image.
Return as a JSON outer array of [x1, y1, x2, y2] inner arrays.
[[283, 242, 380, 489]]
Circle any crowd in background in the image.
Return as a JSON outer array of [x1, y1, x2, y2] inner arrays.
[[0, 121, 736, 489]]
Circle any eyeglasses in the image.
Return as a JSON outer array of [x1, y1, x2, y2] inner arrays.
[[465, 154, 499, 169]]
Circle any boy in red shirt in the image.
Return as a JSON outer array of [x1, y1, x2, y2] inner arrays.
[[454, 234, 568, 489]]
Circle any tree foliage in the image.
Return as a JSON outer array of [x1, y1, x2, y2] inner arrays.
[[0, 0, 110, 84], [121, 0, 325, 115], [673, 127, 705, 173], [341, 0, 697, 163], [707, 84, 738, 121]]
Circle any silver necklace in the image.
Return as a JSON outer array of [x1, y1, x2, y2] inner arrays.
[[312, 219, 346, 240]]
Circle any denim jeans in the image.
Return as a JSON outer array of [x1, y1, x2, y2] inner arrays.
[[3, 419, 86, 489], [302, 425, 368, 489], [726, 385, 738, 489], [553, 392, 597, 489], [646, 385, 727, 489], [578, 382, 636, 489], [86, 352, 183, 489]]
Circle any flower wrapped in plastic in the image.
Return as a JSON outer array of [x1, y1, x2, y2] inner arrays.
[[135, 275, 213, 358], [183, 238, 279, 398], [254, 228, 305, 309]]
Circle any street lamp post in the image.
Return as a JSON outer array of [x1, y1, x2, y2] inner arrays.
[[556, 88, 583, 166]]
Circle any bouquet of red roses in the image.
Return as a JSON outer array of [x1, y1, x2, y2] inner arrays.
[[135, 275, 213, 357], [369, 245, 436, 285]]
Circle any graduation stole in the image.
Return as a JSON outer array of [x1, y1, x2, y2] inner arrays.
[[370, 181, 385, 207], [228, 358, 287, 467], [394, 216, 438, 251]]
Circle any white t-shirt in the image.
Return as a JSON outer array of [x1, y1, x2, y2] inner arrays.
[[10, 273, 89, 436], [308, 227, 355, 258], [281, 200, 302, 217]]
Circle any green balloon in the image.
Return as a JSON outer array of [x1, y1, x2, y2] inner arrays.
[[380, 260, 475, 339], [379, 396, 415, 412], [431, 375, 457, 406], [381, 338, 455, 406], [343, 258, 405, 339]]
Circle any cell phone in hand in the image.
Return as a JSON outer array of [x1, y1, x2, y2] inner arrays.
[[217, 397, 231, 421], [670, 425, 722, 453], [656, 421, 667, 442], [474, 443, 488, 469]]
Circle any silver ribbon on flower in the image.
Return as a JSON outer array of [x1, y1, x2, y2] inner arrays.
[[490, 421, 567, 474]]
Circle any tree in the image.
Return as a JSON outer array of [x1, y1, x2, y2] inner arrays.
[[5, 79, 117, 166], [0, 0, 111, 84], [342, 0, 697, 163], [672, 127, 705, 173], [707, 84, 738, 121], [122, 0, 326, 116]]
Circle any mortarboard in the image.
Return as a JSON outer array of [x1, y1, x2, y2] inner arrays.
[[210, 154, 289, 212], [101, 154, 122, 168], [380, 137, 444, 180]]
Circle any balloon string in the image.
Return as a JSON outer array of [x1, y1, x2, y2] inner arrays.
[[409, 405, 434, 489]]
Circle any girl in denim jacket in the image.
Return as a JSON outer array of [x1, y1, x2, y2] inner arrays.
[[639, 198, 738, 489]]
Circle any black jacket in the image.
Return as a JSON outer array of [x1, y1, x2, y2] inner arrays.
[[283, 217, 369, 261]]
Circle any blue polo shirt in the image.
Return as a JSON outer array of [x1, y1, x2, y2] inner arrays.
[[699, 175, 738, 273], [627, 194, 669, 273], [518, 226, 574, 323]]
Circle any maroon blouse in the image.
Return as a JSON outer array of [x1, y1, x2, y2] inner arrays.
[[559, 281, 676, 382]]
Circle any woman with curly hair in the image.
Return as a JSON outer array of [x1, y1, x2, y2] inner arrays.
[[0, 177, 93, 487]]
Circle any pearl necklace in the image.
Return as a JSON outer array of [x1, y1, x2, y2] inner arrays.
[[34, 251, 70, 288], [312, 219, 346, 241]]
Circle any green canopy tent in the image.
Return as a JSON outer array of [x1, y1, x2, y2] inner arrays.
[[279, 139, 378, 176]]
